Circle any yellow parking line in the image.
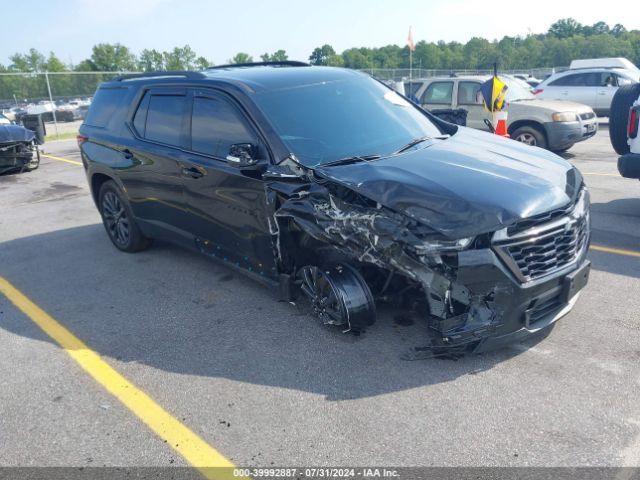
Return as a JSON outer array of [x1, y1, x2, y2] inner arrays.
[[590, 244, 640, 258], [0, 277, 236, 480], [42, 153, 82, 166]]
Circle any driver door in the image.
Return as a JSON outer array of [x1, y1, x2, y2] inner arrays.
[[180, 89, 277, 278]]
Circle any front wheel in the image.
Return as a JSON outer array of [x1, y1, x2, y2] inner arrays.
[[98, 180, 151, 252], [297, 263, 376, 332], [511, 126, 547, 149]]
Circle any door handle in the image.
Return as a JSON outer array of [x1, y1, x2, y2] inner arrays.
[[122, 149, 133, 159], [181, 165, 205, 179]]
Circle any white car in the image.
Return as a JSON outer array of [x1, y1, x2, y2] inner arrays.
[[535, 67, 639, 117], [609, 83, 640, 179]]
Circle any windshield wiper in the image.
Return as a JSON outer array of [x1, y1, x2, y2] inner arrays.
[[320, 154, 382, 167], [393, 136, 432, 154]]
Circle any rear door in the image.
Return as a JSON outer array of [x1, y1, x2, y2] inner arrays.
[[595, 72, 621, 115], [180, 88, 277, 278], [420, 80, 454, 110], [455, 80, 489, 130], [545, 73, 597, 108], [124, 87, 191, 235]]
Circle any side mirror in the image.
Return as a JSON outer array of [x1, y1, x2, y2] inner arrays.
[[226, 143, 259, 168]]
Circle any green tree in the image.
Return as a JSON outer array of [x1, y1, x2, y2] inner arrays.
[[229, 52, 254, 64], [82, 43, 137, 71], [138, 49, 164, 71], [260, 50, 289, 62], [308, 44, 343, 66], [548, 18, 582, 39], [9, 48, 47, 72]]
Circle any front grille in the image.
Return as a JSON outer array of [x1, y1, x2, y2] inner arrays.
[[494, 191, 590, 282], [579, 112, 596, 120]]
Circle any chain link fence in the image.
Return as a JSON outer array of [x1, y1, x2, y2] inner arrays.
[[0, 66, 568, 139], [0, 72, 134, 139], [358, 67, 565, 81]]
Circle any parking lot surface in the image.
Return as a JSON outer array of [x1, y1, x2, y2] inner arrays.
[[1, 129, 639, 470]]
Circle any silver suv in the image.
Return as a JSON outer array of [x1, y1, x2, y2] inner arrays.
[[406, 75, 597, 152], [535, 68, 638, 116]]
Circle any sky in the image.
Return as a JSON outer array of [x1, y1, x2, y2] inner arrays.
[[3, 0, 640, 67]]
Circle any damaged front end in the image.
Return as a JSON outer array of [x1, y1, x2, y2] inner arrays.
[[267, 166, 591, 354], [0, 125, 41, 175]]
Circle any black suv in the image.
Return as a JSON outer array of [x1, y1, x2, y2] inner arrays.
[[79, 62, 591, 353]]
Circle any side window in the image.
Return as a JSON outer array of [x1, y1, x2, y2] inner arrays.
[[422, 82, 453, 105], [457, 81, 481, 105], [145, 94, 187, 146], [132, 92, 150, 136], [84, 87, 128, 128], [550, 74, 583, 87], [616, 75, 633, 86], [190, 95, 256, 158], [405, 82, 422, 100]]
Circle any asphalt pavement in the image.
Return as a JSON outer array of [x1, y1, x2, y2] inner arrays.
[[0, 129, 639, 472]]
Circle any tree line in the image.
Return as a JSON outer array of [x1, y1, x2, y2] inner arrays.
[[2, 18, 639, 101]]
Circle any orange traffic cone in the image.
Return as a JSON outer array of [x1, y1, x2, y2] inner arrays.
[[494, 111, 509, 138]]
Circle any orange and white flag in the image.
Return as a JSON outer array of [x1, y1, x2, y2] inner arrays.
[[407, 26, 416, 52]]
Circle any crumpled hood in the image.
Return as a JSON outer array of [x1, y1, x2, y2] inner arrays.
[[315, 127, 583, 239], [0, 124, 35, 144]]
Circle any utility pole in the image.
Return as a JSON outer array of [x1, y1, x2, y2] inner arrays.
[[44, 71, 59, 139]]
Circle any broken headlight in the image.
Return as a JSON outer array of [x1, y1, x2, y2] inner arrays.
[[413, 236, 474, 255]]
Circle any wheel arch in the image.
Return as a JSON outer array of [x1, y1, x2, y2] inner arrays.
[[508, 119, 547, 139], [90, 172, 117, 207]]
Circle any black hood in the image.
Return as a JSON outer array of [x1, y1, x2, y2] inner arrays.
[[0, 124, 36, 144], [315, 127, 583, 239]]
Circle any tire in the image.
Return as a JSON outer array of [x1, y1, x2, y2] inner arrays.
[[511, 125, 547, 149], [297, 263, 376, 332], [98, 180, 151, 253], [609, 83, 640, 155]]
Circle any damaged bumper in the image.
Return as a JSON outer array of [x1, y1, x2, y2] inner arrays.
[[440, 249, 590, 353]]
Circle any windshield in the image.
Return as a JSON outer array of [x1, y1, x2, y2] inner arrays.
[[504, 78, 535, 101], [251, 75, 443, 167]]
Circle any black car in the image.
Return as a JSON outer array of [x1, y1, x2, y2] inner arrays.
[[78, 62, 591, 354], [0, 113, 42, 175]]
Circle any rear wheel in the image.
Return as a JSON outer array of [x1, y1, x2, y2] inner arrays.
[[297, 263, 376, 332], [98, 180, 151, 252], [511, 125, 547, 149], [609, 83, 640, 155]]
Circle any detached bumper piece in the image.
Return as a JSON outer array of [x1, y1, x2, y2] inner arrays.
[[0, 142, 39, 175]]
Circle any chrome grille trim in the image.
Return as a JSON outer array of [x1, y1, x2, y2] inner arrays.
[[492, 190, 590, 283]]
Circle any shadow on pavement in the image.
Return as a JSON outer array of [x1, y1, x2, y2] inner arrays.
[[0, 225, 557, 400]]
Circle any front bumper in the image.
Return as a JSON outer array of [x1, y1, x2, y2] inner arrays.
[[427, 248, 590, 353], [618, 153, 640, 179], [543, 119, 597, 150]]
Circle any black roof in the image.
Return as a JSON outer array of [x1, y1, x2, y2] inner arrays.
[[106, 64, 366, 94]]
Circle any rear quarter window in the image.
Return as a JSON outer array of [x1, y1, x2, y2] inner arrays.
[[84, 87, 129, 128], [144, 94, 187, 146]]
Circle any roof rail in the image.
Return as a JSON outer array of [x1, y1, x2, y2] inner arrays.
[[566, 66, 623, 71], [207, 61, 311, 70], [113, 71, 207, 81]]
